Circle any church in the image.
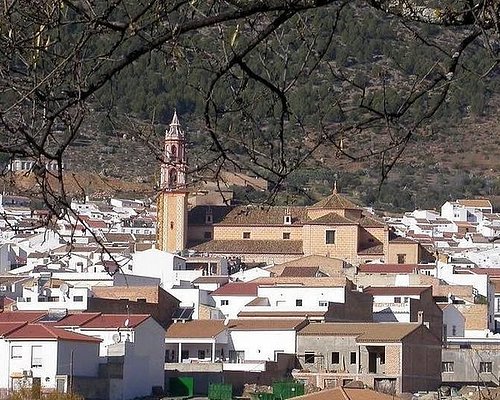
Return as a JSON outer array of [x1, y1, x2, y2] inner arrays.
[[156, 112, 432, 266]]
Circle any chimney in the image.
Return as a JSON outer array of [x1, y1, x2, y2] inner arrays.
[[417, 311, 424, 324]]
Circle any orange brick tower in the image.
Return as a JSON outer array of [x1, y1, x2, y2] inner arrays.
[[156, 110, 188, 253]]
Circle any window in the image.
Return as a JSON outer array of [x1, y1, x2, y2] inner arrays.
[[319, 300, 328, 307], [397, 254, 406, 264], [331, 352, 340, 364], [221, 300, 229, 306], [394, 297, 401, 303], [304, 352, 315, 364], [229, 350, 245, 363], [283, 232, 291, 240], [205, 214, 213, 224], [73, 296, 83, 302], [31, 345, 43, 368], [284, 215, 292, 225], [325, 230, 336, 244], [296, 299, 303, 307], [442, 362, 454, 373], [379, 353, 385, 365], [496, 297, 500, 313], [11, 346, 22, 359], [204, 231, 212, 239], [243, 232, 251, 239], [480, 362, 492, 373], [198, 350, 206, 360], [350, 352, 356, 364], [452, 325, 457, 336]]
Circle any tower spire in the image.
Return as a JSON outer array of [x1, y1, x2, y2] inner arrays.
[[157, 110, 189, 253], [160, 110, 187, 190]]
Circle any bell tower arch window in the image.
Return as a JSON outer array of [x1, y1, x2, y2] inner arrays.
[[169, 169, 178, 188]]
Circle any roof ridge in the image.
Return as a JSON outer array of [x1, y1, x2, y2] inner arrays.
[[340, 386, 350, 400], [39, 323, 60, 339], [0, 321, 28, 337], [78, 312, 102, 327]]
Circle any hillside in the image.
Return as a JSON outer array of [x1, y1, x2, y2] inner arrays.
[[2, 3, 500, 212]]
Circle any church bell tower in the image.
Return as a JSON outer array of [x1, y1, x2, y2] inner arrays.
[[156, 110, 189, 253]]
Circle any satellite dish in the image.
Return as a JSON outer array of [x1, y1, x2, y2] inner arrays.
[[124, 318, 129, 328], [59, 283, 69, 296], [112, 333, 122, 343]]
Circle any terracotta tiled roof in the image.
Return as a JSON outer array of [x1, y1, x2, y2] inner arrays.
[[454, 222, 476, 227], [309, 192, 361, 210], [268, 255, 345, 276], [358, 215, 386, 228], [192, 276, 230, 284], [389, 235, 417, 244], [191, 240, 303, 255], [280, 266, 319, 277], [77, 314, 150, 329], [357, 244, 384, 255], [454, 268, 500, 277], [53, 313, 101, 327], [246, 297, 270, 306], [0, 275, 29, 285], [215, 206, 308, 226], [103, 233, 134, 243], [83, 219, 108, 229], [52, 244, 98, 253], [211, 282, 259, 296], [0, 322, 27, 336], [227, 318, 307, 331], [307, 212, 355, 225], [135, 243, 154, 252], [457, 199, 492, 208], [298, 322, 423, 342], [358, 264, 422, 274], [491, 278, 500, 291], [275, 255, 344, 269], [166, 320, 226, 339], [0, 311, 46, 323], [188, 205, 233, 225], [363, 286, 431, 296], [5, 323, 101, 342], [251, 276, 348, 287], [238, 310, 327, 318], [470, 234, 490, 243]]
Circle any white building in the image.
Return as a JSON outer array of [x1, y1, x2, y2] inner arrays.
[[439, 303, 466, 339], [131, 248, 187, 288], [54, 313, 166, 399], [15, 278, 90, 312], [441, 199, 493, 223], [0, 322, 100, 393]]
